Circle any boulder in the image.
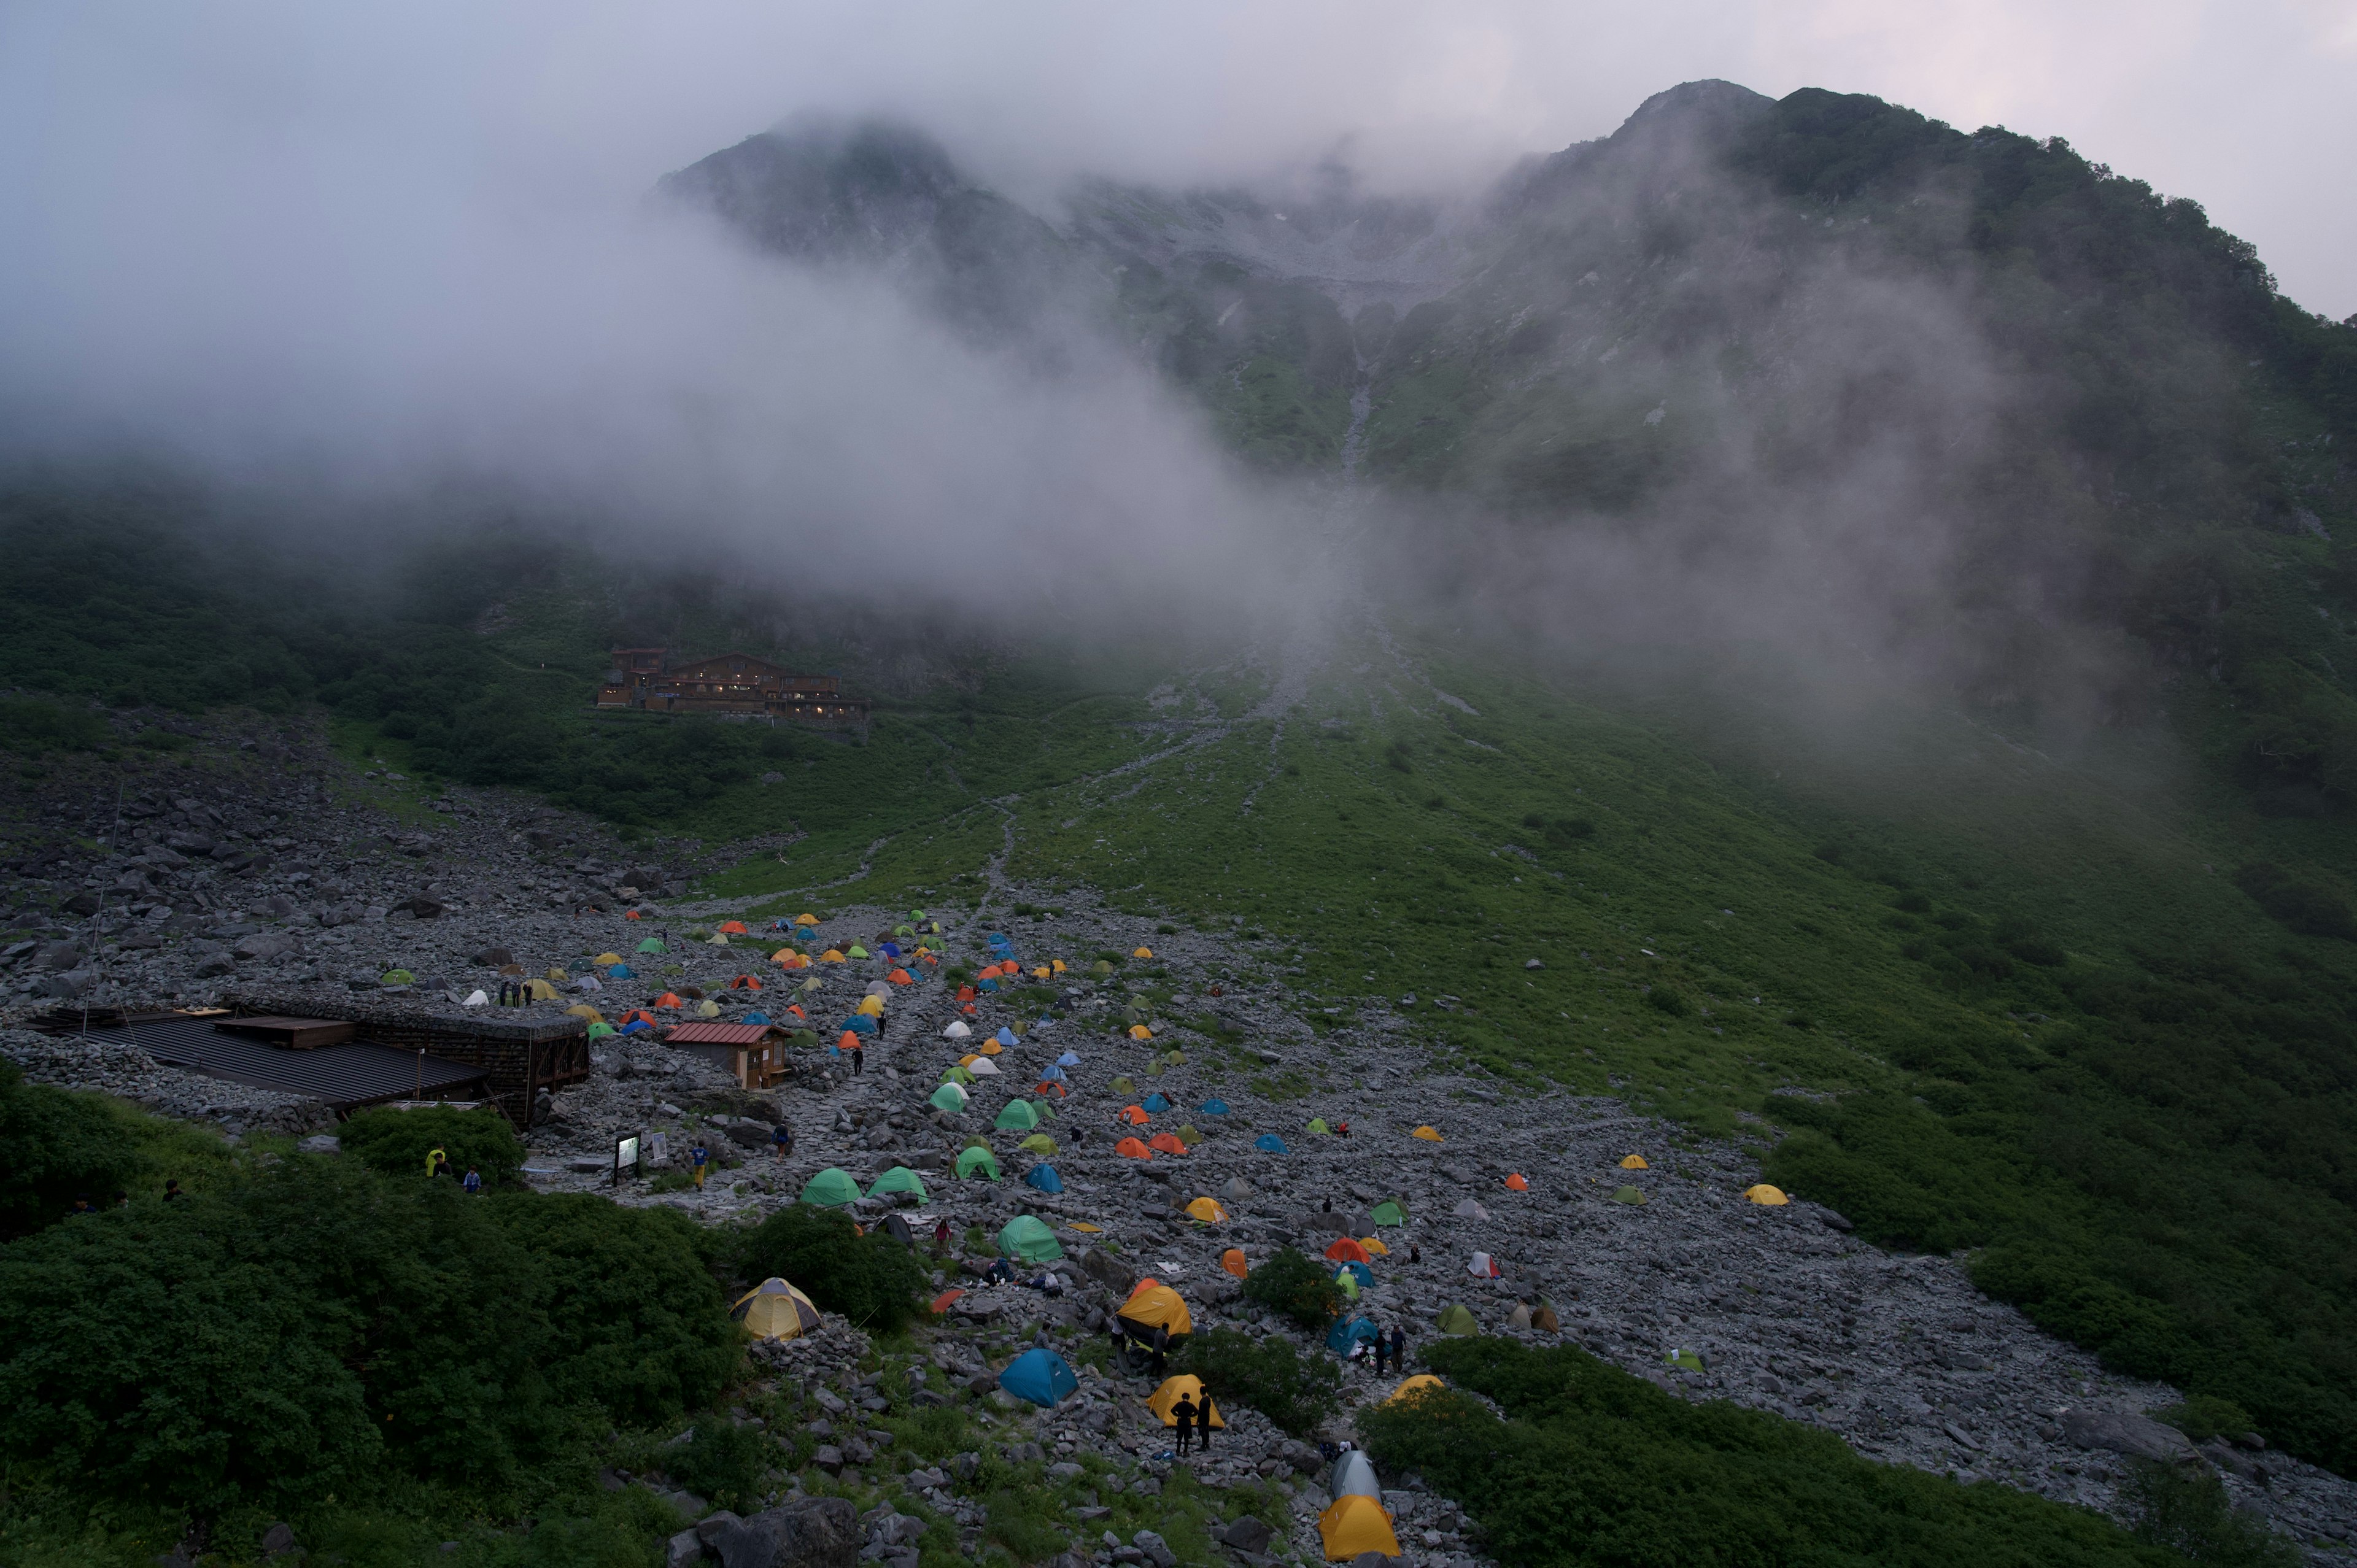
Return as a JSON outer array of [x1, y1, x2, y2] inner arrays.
[[706, 1496, 859, 1568], [2061, 1409, 2199, 1465], [1079, 1247, 1136, 1295], [259, 1523, 298, 1559], [669, 1527, 708, 1568], [1220, 1518, 1275, 1553], [34, 940, 82, 971], [473, 946, 516, 967], [405, 897, 444, 919]]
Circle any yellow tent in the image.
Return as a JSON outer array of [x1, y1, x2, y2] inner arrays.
[[855, 995, 885, 1018], [1317, 1496, 1399, 1561], [1411, 1126, 1444, 1143], [1031, 967, 1050, 980], [821, 949, 846, 964], [593, 951, 624, 965], [794, 913, 819, 927], [731, 1277, 822, 1341], [1382, 1373, 1447, 1406], [565, 1004, 603, 1021], [975, 1039, 1004, 1056], [545, 967, 569, 983], [1051, 959, 1067, 974], [1620, 1154, 1649, 1170], [1132, 946, 1153, 959], [1360, 1237, 1389, 1256], [1116, 1285, 1193, 1338], [524, 978, 557, 1001], [1185, 1197, 1228, 1223], [1128, 1024, 1153, 1041], [695, 999, 721, 1018], [705, 931, 730, 946], [1145, 1374, 1226, 1429], [1744, 1184, 1789, 1206]]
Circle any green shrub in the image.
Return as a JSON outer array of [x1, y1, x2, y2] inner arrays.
[[1644, 987, 1689, 1018], [2232, 861, 2356, 939], [0, 697, 107, 754], [1174, 1328, 1339, 1437], [0, 1065, 153, 1239], [2121, 1459, 2296, 1566], [661, 1420, 776, 1513], [1240, 1247, 1344, 1329], [339, 1103, 524, 1183], [2154, 1394, 2258, 1445], [736, 1203, 929, 1332]]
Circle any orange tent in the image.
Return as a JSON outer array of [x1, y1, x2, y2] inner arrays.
[[654, 992, 684, 1009], [1129, 1277, 1161, 1297], [1118, 1105, 1150, 1124], [1147, 1132, 1188, 1156], [837, 1031, 861, 1051], [1115, 1137, 1155, 1161], [771, 949, 803, 967], [975, 1040, 1004, 1056], [786, 1003, 807, 1020], [888, 968, 913, 985], [961, 1003, 977, 1015], [1221, 1248, 1250, 1280], [1325, 1237, 1373, 1264], [729, 974, 763, 991], [719, 921, 749, 935], [1504, 1173, 1529, 1191], [625, 910, 642, 921], [821, 949, 846, 964], [918, 952, 940, 966], [1034, 1081, 1069, 1097], [619, 1009, 658, 1027], [957, 985, 977, 1002]]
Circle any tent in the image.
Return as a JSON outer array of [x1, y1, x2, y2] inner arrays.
[[619, 1020, 651, 1036], [997, 1347, 1078, 1408], [1317, 1496, 1399, 1563], [1744, 1184, 1789, 1206], [1331, 1450, 1382, 1501], [1306, 1119, 1330, 1135], [941, 1065, 975, 1086], [1504, 1173, 1529, 1191], [880, 941, 902, 957], [1056, 1051, 1081, 1067], [1037, 1064, 1068, 1084], [1023, 1163, 1064, 1194], [462, 989, 490, 1008], [881, 1213, 916, 1248], [846, 944, 870, 959], [1033, 1081, 1068, 1099], [1185, 1197, 1227, 1223], [1132, 946, 1153, 959], [654, 991, 685, 1010], [743, 1011, 772, 1027], [565, 1003, 600, 1021], [694, 1000, 721, 1019], [966, 1057, 1001, 1078], [1146, 1375, 1226, 1430], [1198, 1098, 1229, 1116], [606, 964, 635, 979], [718, 920, 749, 935], [800, 1168, 861, 1207], [1334, 1261, 1374, 1291], [1146, 1133, 1188, 1156], [855, 995, 885, 1018], [1369, 1200, 1407, 1226], [637, 938, 666, 954], [1384, 1375, 1447, 1407], [1115, 1137, 1154, 1161], [1109, 1076, 1138, 1097], [1254, 1135, 1289, 1154], [1117, 1285, 1193, 1339], [1325, 1237, 1372, 1265], [821, 949, 846, 964], [1466, 1251, 1500, 1278], [943, 1020, 972, 1040], [998, 1214, 1064, 1262], [1173, 1126, 1204, 1148], [593, 952, 624, 965], [1127, 1024, 1153, 1041], [732, 1277, 822, 1342], [1325, 1316, 1379, 1355], [1221, 1248, 1249, 1280], [586, 1022, 615, 1041], [1436, 1304, 1481, 1336], [931, 1084, 970, 1114], [1611, 1186, 1647, 1205], [1019, 1134, 1058, 1155], [1453, 1199, 1492, 1221], [869, 1166, 928, 1200], [841, 1014, 877, 1037], [888, 968, 913, 986], [995, 1026, 1020, 1048], [956, 1147, 1002, 1181], [995, 1100, 1042, 1132], [1620, 1154, 1649, 1170], [727, 973, 762, 992], [1118, 1105, 1150, 1125], [1411, 1126, 1445, 1142], [794, 913, 819, 927], [1141, 1092, 1172, 1113], [975, 1038, 1004, 1057]]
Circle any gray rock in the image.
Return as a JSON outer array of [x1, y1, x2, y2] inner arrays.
[[260, 1522, 298, 1558], [669, 1527, 708, 1567], [706, 1496, 859, 1568], [1131, 1530, 1177, 1568], [2061, 1409, 2199, 1464], [1080, 1247, 1136, 1294], [1220, 1517, 1275, 1553], [298, 1135, 341, 1154]]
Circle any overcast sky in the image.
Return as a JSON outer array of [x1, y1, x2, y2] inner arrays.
[[2, 0, 2350, 315]]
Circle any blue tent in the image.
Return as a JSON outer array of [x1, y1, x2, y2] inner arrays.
[[621, 1019, 651, 1035], [841, 1014, 878, 1037], [987, 932, 1010, 946], [607, 964, 634, 978], [1255, 1135, 1289, 1154], [1037, 1065, 1068, 1083], [1023, 1163, 1065, 1194], [1198, 1098, 1230, 1116], [999, 1348, 1078, 1408], [1056, 1052, 1081, 1067], [1334, 1261, 1375, 1290], [743, 1011, 771, 1026], [996, 1026, 1019, 1047], [880, 941, 902, 958], [977, 978, 999, 993], [1141, 1092, 1172, 1113], [1326, 1316, 1380, 1356]]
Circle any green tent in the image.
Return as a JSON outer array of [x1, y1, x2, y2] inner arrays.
[[956, 1146, 1002, 1181], [1164, 1050, 1186, 1067], [1092, 959, 1114, 976], [1611, 1186, 1647, 1205], [930, 1083, 969, 1113], [995, 1100, 1042, 1132], [942, 1065, 975, 1085], [1369, 1201, 1407, 1226], [1306, 1118, 1331, 1135], [1033, 1100, 1056, 1121], [586, 1021, 616, 1041], [1019, 1133, 1058, 1154], [894, 924, 913, 936], [869, 1166, 928, 1200], [1335, 1270, 1360, 1301], [636, 938, 665, 954], [846, 944, 870, 959], [800, 1168, 861, 1207], [1109, 1076, 1138, 1097], [997, 1214, 1064, 1263], [1173, 1124, 1204, 1147], [1436, 1304, 1481, 1336]]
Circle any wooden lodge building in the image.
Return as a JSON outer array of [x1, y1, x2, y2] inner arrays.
[[596, 649, 869, 730]]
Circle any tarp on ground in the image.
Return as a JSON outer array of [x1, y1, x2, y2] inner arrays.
[[998, 1347, 1078, 1408], [731, 1277, 821, 1341], [1146, 1375, 1226, 1429], [799, 1168, 861, 1207], [868, 1166, 927, 1200], [998, 1214, 1064, 1262], [956, 1146, 1001, 1180]]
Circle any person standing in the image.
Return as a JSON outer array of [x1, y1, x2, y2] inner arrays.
[[934, 1217, 952, 1253], [1389, 1324, 1408, 1372], [431, 1151, 454, 1180], [1372, 1327, 1390, 1377], [1171, 1393, 1197, 1456], [690, 1141, 710, 1191], [163, 1179, 184, 1202], [772, 1121, 794, 1159], [1194, 1394, 1216, 1451], [850, 1040, 864, 1076], [426, 1146, 447, 1179]]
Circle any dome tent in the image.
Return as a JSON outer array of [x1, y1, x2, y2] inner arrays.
[[1325, 1316, 1379, 1355], [1254, 1134, 1289, 1154], [1745, 1183, 1789, 1206], [1369, 1200, 1407, 1226], [1116, 1284, 1193, 1340], [1318, 1496, 1400, 1562], [1331, 1449, 1382, 1500], [997, 1214, 1063, 1262], [800, 1168, 861, 1207], [1023, 1163, 1064, 1194], [1019, 1133, 1058, 1154], [956, 1146, 1002, 1180], [931, 1083, 970, 1113], [1115, 1137, 1155, 1160], [868, 1166, 928, 1200], [995, 1099, 1042, 1132], [1147, 1375, 1225, 1429], [1141, 1092, 1172, 1113], [732, 1277, 822, 1342], [1436, 1303, 1481, 1335], [1383, 1374, 1447, 1406], [1198, 1098, 1229, 1116], [997, 1346, 1078, 1408], [1612, 1186, 1647, 1205], [1185, 1197, 1227, 1222]]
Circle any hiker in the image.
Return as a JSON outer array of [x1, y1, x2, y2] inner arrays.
[[772, 1122, 794, 1159], [1409, 1244, 1422, 1265], [431, 1152, 454, 1180], [1172, 1392, 1198, 1456], [690, 1141, 710, 1191], [850, 1040, 864, 1076], [1194, 1394, 1215, 1451], [934, 1218, 953, 1253], [426, 1146, 447, 1179], [462, 1166, 482, 1195], [163, 1179, 183, 1202], [1322, 1196, 1333, 1213], [1150, 1324, 1170, 1378], [1389, 1324, 1408, 1371], [1372, 1327, 1390, 1377]]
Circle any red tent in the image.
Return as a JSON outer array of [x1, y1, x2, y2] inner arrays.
[[1325, 1237, 1373, 1264], [1115, 1137, 1154, 1160]]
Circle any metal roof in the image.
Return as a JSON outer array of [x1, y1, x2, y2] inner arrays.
[[75, 1013, 488, 1110], [665, 1022, 780, 1045]]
